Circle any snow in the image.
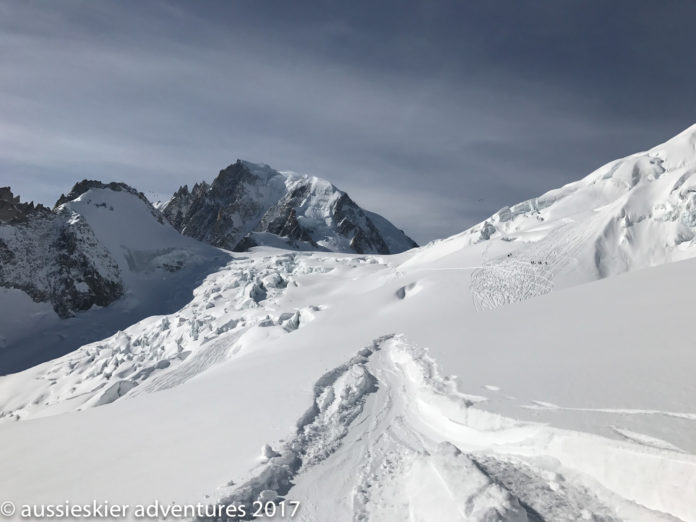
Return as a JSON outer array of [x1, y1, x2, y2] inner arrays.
[[2, 126, 696, 520], [363, 209, 416, 254], [0, 187, 228, 374], [411, 124, 696, 306], [0, 288, 58, 350], [59, 188, 213, 278], [161, 160, 416, 254], [0, 243, 694, 520], [259, 165, 417, 254]]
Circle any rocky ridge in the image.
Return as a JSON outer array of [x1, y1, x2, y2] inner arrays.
[[161, 160, 417, 254]]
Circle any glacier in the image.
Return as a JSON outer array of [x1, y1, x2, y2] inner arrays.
[[1, 126, 696, 520]]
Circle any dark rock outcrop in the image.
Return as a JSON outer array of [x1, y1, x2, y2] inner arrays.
[[0, 190, 123, 318], [161, 160, 417, 254], [0, 187, 50, 224]]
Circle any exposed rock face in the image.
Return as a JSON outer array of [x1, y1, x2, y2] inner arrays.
[[1, 160, 417, 318], [161, 160, 418, 254], [0, 187, 50, 223], [162, 162, 287, 249], [0, 188, 122, 318]]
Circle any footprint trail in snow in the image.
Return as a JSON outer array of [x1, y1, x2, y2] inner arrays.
[[203, 336, 692, 521]]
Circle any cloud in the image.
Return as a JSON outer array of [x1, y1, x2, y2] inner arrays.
[[2, 1, 696, 243]]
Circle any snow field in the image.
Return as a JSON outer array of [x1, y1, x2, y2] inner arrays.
[[212, 336, 693, 521], [4, 125, 696, 520]]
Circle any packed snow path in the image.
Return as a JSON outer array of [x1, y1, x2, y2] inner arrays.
[[470, 219, 597, 311], [204, 336, 694, 522]]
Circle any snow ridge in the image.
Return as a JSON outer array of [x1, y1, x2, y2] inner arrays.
[[0, 187, 123, 318], [202, 335, 692, 521], [419, 124, 696, 310], [466, 126, 696, 277]]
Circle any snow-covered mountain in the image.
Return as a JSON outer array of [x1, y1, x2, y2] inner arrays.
[[0, 185, 122, 319], [161, 160, 418, 254], [0, 181, 227, 373], [409, 123, 696, 310], [52, 180, 221, 286], [2, 127, 696, 521]]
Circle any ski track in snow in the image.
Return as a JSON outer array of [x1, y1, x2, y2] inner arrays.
[[470, 217, 600, 311], [1, 249, 695, 521], [5, 126, 696, 521], [523, 401, 696, 422], [202, 336, 693, 522]]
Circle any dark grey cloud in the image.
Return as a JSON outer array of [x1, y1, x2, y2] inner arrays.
[[2, 0, 696, 243]]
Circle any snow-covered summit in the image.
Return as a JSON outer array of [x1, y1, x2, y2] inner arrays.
[[401, 124, 696, 310], [0, 181, 227, 373], [0, 185, 123, 319], [161, 159, 418, 254], [55, 181, 216, 278]]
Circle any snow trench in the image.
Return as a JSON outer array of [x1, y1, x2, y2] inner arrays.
[[197, 336, 390, 521], [200, 335, 693, 521]]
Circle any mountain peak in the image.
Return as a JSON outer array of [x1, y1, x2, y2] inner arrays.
[[0, 187, 49, 223], [1, 177, 226, 323], [54, 179, 150, 209], [161, 161, 417, 254]]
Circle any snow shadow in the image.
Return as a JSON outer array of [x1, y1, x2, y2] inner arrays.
[[0, 251, 230, 375]]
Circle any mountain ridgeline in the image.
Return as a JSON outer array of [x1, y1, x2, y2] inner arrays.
[[461, 123, 696, 281], [0, 161, 417, 321], [6, 122, 696, 323], [0, 185, 123, 318], [0, 180, 223, 321], [160, 160, 418, 254]]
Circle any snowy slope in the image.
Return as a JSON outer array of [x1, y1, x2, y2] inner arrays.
[[0, 245, 694, 520], [0, 187, 122, 319], [2, 127, 696, 521], [0, 182, 227, 374], [58, 185, 215, 280], [161, 160, 417, 254], [406, 123, 696, 310]]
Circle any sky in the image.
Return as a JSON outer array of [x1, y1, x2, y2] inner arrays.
[[2, 1, 696, 243]]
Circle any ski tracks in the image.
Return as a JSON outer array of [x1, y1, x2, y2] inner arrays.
[[201, 335, 690, 521], [470, 219, 596, 311]]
